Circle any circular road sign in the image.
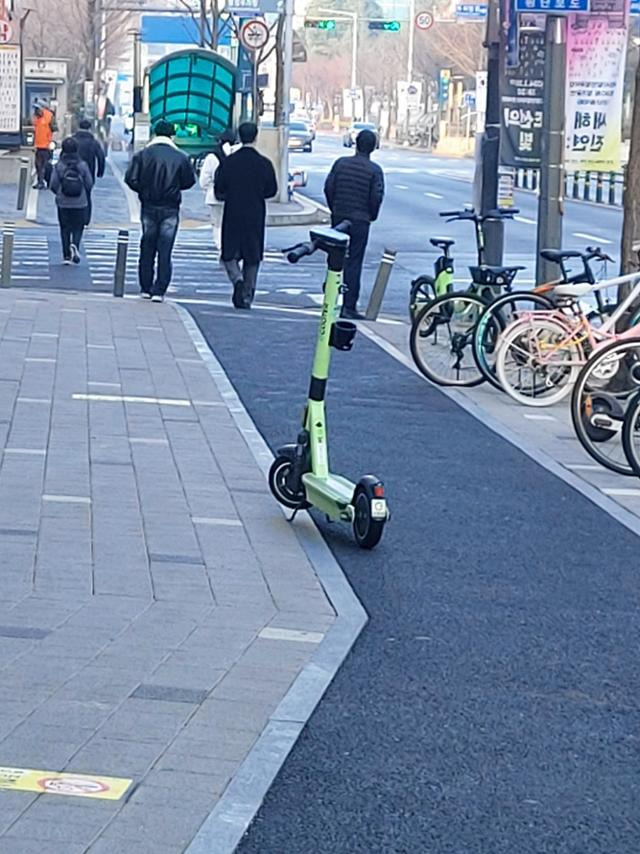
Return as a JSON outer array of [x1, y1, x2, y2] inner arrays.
[[415, 11, 434, 30], [0, 18, 13, 42], [240, 18, 269, 52]]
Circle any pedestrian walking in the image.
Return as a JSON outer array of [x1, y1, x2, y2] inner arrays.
[[324, 129, 385, 319], [49, 137, 93, 265], [214, 122, 278, 310], [33, 104, 55, 190], [73, 119, 106, 226], [199, 129, 237, 251], [124, 120, 196, 302]]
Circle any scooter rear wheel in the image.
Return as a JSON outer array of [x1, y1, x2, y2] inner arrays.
[[268, 456, 310, 510], [352, 486, 385, 549]]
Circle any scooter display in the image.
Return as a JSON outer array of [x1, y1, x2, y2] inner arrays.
[[268, 222, 389, 549]]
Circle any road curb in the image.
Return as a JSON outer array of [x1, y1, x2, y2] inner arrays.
[[176, 303, 368, 854], [267, 192, 330, 227]]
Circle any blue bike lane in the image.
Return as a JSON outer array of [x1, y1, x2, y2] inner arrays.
[[189, 304, 640, 854]]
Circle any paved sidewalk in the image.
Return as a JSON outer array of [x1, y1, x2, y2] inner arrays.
[[0, 289, 336, 853]]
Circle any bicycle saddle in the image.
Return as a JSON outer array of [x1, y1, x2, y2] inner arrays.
[[429, 237, 455, 249], [540, 249, 582, 264], [553, 282, 592, 298]]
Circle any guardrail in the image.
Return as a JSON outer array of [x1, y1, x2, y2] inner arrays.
[[514, 168, 625, 207]]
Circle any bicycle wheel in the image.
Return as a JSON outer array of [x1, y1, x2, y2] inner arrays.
[[622, 390, 640, 476], [409, 275, 436, 322], [495, 316, 583, 407], [473, 291, 555, 390], [571, 338, 640, 475], [409, 292, 487, 386]]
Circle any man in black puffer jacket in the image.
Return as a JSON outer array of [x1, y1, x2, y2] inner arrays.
[[324, 129, 385, 319], [73, 119, 106, 226], [125, 120, 196, 301]]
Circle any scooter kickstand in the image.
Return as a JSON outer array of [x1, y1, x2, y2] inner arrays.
[[287, 507, 300, 522]]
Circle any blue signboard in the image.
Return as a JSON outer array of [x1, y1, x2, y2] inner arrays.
[[456, 3, 488, 17], [632, 0, 640, 12], [515, 0, 589, 10], [141, 15, 232, 46]]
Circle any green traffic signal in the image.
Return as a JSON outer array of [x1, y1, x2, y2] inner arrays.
[[304, 18, 336, 30], [368, 20, 401, 31]]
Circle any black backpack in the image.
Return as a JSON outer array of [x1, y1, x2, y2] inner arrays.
[[61, 164, 83, 197]]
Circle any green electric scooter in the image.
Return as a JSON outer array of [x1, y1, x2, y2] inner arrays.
[[267, 222, 389, 549]]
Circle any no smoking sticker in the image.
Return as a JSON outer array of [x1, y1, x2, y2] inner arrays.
[[0, 766, 132, 800]]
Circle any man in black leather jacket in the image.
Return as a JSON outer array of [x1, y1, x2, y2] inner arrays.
[[125, 120, 196, 301]]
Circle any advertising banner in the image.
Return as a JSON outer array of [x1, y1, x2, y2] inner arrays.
[[500, 28, 546, 167], [564, 13, 627, 171], [0, 44, 21, 135]]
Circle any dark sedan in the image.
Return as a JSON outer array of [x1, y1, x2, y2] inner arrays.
[[288, 121, 313, 153]]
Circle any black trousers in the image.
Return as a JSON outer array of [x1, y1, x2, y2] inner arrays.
[[35, 148, 51, 185], [57, 208, 86, 260], [139, 206, 179, 296], [333, 218, 370, 310], [222, 258, 259, 306]]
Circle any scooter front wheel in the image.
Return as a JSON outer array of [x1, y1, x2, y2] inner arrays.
[[268, 456, 310, 510], [352, 486, 386, 549]]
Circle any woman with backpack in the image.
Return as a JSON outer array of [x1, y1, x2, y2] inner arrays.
[[49, 137, 93, 264]]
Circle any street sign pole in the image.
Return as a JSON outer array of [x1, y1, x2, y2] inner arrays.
[[535, 15, 566, 285], [480, 0, 503, 265]]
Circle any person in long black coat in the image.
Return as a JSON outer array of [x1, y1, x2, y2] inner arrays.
[[214, 122, 278, 309]]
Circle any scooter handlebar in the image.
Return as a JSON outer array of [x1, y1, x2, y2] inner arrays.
[[287, 242, 317, 263]]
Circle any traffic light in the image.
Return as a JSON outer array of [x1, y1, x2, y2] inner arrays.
[[368, 20, 401, 31], [304, 19, 336, 30]]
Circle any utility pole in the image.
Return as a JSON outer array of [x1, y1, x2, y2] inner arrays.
[[277, 0, 293, 204], [535, 15, 566, 285], [405, 0, 415, 138], [199, 0, 207, 47], [620, 51, 640, 293], [479, 0, 502, 265]]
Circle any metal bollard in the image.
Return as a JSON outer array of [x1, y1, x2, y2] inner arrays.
[[1, 221, 15, 288], [16, 159, 29, 211], [572, 171, 580, 199], [365, 248, 396, 321], [609, 172, 617, 206], [522, 169, 529, 190], [531, 169, 538, 192], [112, 229, 129, 297], [583, 171, 591, 201], [595, 172, 604, 204]]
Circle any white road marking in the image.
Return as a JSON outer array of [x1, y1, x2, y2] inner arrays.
[[424, 192, 444, 199], [191, 516, 243, 527], [602, 488, 640, 497], [258, 627, 324, 644], [395, 184, 409, 190], [564, 463, 603, 471], [515, 215, 536, 225], [72, 393, 191, 407], [4, 448, 47, 456], [572, 232, 612, 244], [43, 494, 91, 504]]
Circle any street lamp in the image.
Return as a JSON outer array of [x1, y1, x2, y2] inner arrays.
[[319, 7, 358, 120]]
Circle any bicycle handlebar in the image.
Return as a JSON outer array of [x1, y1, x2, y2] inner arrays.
[[438, 208, 520, 222]]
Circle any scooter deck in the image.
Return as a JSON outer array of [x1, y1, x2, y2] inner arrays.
[[302, 472, 355, 521]]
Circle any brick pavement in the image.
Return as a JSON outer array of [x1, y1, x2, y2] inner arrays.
[[0, 289, 336, 853]]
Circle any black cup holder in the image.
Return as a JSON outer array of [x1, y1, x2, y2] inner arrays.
[[330, 320, 357, 351]]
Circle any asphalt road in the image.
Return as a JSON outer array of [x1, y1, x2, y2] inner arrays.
[[290, 134, 623, 314], [189, 301, 640, 854]]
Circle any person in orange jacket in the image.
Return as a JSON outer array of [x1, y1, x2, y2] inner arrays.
[[33, 104, 54, 189]]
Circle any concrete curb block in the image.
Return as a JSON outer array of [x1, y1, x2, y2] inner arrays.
[[359, 320, 640, 542], [267, 192, 330, 227], [176, 303, 368, 854]]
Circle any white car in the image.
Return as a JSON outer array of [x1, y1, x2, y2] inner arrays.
[[343, 121, 380, 148]]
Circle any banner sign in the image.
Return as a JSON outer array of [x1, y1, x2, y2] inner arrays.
[[564, 14, 627, 171], [515, 0, 588, 10], [0, 44, 21, 135], [500, 28, 546, 167]]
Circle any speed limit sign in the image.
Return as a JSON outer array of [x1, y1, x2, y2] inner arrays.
[[240, 18, 269, 51], [415, 11, 434, 30]]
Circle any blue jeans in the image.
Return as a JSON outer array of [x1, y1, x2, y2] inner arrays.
[[139, 206, 179, 296]]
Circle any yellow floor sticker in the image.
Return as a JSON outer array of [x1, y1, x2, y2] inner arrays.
[[0, 766, 132, 800]]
